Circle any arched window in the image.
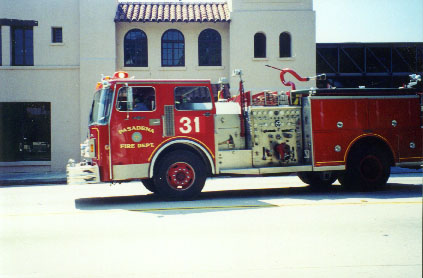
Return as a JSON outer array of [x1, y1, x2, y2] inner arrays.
[[198, 29, 221, 66], [162, 29, 185, 67], [254, 33, 266, 58], [279, 32, 291, 58], [124, 29, 148, 67]]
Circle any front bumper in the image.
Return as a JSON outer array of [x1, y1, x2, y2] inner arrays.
[[66, 159, 100, 185]]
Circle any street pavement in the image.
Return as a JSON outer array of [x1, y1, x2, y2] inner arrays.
[[0, 173, 422, 278]]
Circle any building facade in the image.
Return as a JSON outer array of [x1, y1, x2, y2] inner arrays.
[[0, 0, 316, 172]]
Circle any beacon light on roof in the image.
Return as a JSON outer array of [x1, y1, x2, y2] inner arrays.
[[95, 82, 103, 91], [113, 71, 129, 79]]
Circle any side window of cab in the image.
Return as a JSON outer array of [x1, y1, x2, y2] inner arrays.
[[117, 86, 156, 112], [174, 86, 212, 111]]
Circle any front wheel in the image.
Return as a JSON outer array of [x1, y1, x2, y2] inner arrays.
[[154, 150, 207, 200], [141, 179, 156, 193], [338, 145, 391, 191]]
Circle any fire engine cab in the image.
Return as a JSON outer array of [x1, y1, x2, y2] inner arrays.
[[67, 68, 423, 199]]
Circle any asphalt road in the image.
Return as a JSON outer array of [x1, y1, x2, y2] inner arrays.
[[0, 174, 422, 278]]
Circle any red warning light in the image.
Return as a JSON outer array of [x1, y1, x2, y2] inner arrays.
[[113, 71, 129, 79]]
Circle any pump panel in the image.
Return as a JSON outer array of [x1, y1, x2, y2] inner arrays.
[[249, 106, 303, 167]]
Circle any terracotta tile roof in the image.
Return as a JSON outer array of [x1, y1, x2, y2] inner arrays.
[[115, 2, 230, 23]]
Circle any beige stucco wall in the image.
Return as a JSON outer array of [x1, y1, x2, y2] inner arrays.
[[0, 0, 116, 171], [115, 0, 315, 95], [0, 0, 81, 67], [0, 69, 80, 171], [229, 0, 316, 93], [0, 0, 81, 171], [116, 22, 230, 84], [79, 0, 117, 143], [0, 0, 315, 172]]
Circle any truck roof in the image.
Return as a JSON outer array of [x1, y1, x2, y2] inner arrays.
[[293, 87, 421, 97], [109, 78, 211, 84]]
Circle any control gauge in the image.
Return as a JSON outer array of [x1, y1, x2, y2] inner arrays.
[[275, 120, 282, 127]]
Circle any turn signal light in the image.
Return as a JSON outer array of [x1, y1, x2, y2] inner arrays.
[[95, 82, 103, 91]]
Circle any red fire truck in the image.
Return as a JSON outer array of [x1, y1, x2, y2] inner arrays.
[[67, 68, 423, 199]]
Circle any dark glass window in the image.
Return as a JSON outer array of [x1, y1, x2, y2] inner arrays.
[[52, 27, 62, 43], [124, 29, 148, 67], [12, 27, 33, 66], [89, 88, 114, 125], [279, 32, 291, 58], [174, 86, 212, 111], [162, 29, 185, 67], [116, 87, 156, 112], [0, 102, 51, 161], [254, 33, 266, 58], [198, 29, 221, 66]]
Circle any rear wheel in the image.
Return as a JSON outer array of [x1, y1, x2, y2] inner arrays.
[[298, 171, 337, 191], [338, 144, 391, 191], [154, 150, 207, 200]]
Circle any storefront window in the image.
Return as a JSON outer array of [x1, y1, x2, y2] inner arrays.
[[0, 102, 51, 161]]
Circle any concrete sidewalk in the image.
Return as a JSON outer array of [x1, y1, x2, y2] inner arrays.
[[0, 167, 421, 186]]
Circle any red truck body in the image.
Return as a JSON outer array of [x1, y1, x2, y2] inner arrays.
[[67, 70, 423, 199]]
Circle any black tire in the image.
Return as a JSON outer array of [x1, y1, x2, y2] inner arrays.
[[141, 179, 156, 193], [338, 144, 391, 191], [153, 150, 207, 200], [298, 171, 337, 191]]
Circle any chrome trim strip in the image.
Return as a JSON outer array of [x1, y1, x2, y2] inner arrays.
[[219, 168, 260, 175], [259, 165, 313, 174], [396, 161, 423, 168], [113, 163, 149, 180], [219, 165, 313, 175], [108, 86, 116, 180], [149, 139, 216, 177], [214, 115, 220, 173], [304, 96, 314, 166], [313, 165, 346, 171]]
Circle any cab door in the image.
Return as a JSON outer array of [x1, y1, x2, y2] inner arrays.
[[172, 84, 216, 156], [109, 83, 163, 180]]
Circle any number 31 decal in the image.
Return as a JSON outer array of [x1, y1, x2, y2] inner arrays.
[[179, 117, 200, 134]]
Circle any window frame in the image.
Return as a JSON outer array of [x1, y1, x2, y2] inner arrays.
[[124, 29, 148, 67], [254, 32, 266, 58], [11, 26, 34, 66], [174, 86, 213, 111], [161, 29, 185, 67], [51, 27, 63, 43], [279, 32, 292, 58], [198, 29, 222, 66], [0, 27, 2, 65], [0, 102, 51, 162], [116, 86, 156, 112]]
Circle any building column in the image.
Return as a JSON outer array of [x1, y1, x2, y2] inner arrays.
[[79, 0, 117, 141], [1, 26, 11, 66]]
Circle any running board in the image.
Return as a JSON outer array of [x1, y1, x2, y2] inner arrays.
[[219, 165, 313, 175]]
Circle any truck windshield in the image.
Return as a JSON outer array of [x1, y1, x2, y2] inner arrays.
[[89, 88, 113, 125]]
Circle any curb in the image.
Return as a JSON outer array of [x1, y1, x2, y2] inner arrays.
[[0, 179, 67, 186]]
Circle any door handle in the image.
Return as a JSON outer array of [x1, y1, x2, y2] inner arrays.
[[132, 116, 145, 120], [203, 112, 211, 117]]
